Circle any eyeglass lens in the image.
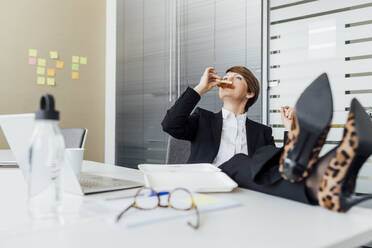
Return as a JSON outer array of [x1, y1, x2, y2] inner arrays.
[[169, 188, 194, 210], [135, 187, 159, 209]]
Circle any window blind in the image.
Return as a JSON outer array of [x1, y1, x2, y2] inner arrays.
[[268, 0, 372, 193]]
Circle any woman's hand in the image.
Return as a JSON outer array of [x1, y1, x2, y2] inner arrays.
[[281, 106, 294, 131], [194, 67, 222, 96]]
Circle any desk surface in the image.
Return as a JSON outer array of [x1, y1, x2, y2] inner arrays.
[[1, 160, 372, 248]]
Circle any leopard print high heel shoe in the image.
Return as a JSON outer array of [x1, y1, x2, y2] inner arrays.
[[318, 98, 372, 212], [279, 73, 333, 182]]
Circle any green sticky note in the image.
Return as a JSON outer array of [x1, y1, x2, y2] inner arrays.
[[72, 56, 80, 63], [37, 77, 45, 85], [49, 51, 59, 59], [47, 77, 55, 86], [37, 67, 45, 75], [29, 49, 37, 57], [79, 57, 87, 65], [38, 58, 46, 67], [72, 63, 79, 71]]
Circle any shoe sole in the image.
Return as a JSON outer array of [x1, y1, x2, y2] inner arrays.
[[279, 73, 333, 182], [318, 99, 372, 212]]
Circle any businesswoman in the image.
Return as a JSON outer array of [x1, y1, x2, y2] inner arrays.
[[161, 66, 372, 212]]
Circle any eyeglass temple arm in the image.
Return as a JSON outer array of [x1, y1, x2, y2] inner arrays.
[[116, 203, 135, 222], [187, 205, 200, 229]]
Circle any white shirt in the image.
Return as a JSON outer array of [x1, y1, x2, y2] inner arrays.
[[213, 108, 248, 167]]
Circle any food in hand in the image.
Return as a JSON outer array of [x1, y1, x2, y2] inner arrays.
[[216, 79, 233, 87]]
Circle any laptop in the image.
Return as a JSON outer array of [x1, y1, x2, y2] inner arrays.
[[0, 113, 143, 195]]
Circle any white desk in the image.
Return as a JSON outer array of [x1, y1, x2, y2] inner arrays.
[[1, 160, 372, 248]]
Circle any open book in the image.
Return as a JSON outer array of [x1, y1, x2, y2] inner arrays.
[[138, 163, 238, 193]]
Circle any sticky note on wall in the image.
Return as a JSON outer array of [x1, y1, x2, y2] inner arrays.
[[37, 77, 45, 85], [47, 68, 55, 77], [49, 51, 59, 59], [28, 57, 37, 65], [72, 56, 79, 63], [29, 49, 37, 57], [47, 77, 55, 86], [56, 60, 64, 69], [72, 64, 79, 71], [79, 57, 87, 65], [37, 67, 45, 75], [38, 58, 46, 67], [72, 72, 79, 79]]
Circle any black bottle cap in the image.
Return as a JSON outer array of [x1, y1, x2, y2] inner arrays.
[[35, 94, 60, 120]]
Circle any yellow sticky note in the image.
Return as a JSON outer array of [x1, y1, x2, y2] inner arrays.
[[49, 51, 59, 59], [37, 77, 45, 85], [72, 56, 79, 63], [79, 57, 87, 65], [181, 196, 220, 206], [72, 63, 79, 71], [56, 60, 64, 69], [47, 77, 55, 86], [38, 58, 46, 67], [29, 49, 37, 57], [47, 68, 55, 77], [37, 67, 45, 75], [72, 72, 79, 80]]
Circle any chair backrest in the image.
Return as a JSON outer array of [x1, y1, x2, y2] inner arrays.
[[61, 128, 88, 149], [165, 136, 191, 164]]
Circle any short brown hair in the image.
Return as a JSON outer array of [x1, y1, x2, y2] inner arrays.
[[226, 66, 260, 112]]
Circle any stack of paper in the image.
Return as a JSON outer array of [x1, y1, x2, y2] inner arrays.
[[138, 163, 238, 192], [105, 193, 241, 228], [138, 163, 221, 173]]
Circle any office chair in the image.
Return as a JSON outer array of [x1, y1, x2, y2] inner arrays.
[[165, 136, 190, 164], [61, 128, 88, 149]]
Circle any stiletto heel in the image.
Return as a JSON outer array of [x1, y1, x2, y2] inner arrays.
[[279, 73, 333, 182], [318, 98, 372, 212], [339, 191, 372, 213]]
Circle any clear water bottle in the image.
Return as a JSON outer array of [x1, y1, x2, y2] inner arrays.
[[28, 94, 65, 219]]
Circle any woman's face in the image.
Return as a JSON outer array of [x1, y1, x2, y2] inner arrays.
[[218, 72, 254, 102]]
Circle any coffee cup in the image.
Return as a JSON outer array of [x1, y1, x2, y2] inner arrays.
[[64, 148, 84, 179]]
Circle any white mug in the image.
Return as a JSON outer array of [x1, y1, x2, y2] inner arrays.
[[64, 148, 84, 179]]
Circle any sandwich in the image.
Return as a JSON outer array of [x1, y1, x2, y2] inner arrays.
[[216, 79, 233, 87]]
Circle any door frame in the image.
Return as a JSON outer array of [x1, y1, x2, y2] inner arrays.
[[105, 0, 116, 164], [261, 0, 269, 125]]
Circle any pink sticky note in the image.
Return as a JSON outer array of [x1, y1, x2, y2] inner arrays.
[[28, 57, 37, 65]]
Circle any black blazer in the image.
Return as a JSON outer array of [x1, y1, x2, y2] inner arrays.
[[161, 90, 310, 201], [162, 87, 285, 163]]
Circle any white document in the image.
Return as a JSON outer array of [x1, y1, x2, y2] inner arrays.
[[138, 163, 221, 173], [105, 193, 241, 228], [138, 163, 238, 193]]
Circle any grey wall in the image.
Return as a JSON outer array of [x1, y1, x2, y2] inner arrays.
[[116, 0, 262, 168]]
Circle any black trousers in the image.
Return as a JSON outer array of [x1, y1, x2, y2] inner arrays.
[[219, 145, 317, 205]]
